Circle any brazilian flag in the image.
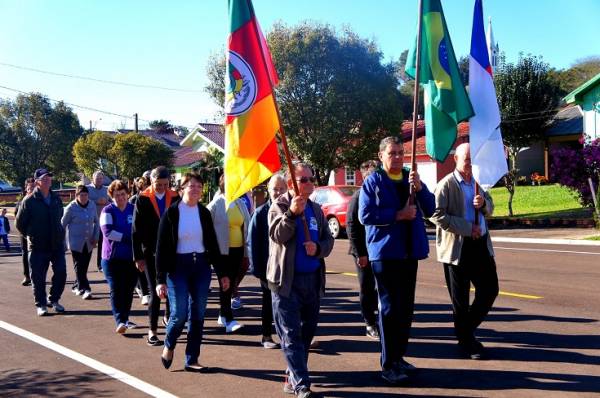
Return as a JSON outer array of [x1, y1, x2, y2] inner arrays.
[[405, 0, 474, 162]]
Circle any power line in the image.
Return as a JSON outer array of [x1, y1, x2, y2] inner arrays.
[[0, 61, 204, 93], [0, 84, 198, 130]]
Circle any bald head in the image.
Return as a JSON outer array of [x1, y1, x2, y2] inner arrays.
[[454, 143, 472, 180]]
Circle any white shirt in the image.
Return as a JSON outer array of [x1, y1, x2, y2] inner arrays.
[[176, 201, 205, 254]]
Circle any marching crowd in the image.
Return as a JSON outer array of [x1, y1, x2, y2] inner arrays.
[[10, 136, 499, 398]]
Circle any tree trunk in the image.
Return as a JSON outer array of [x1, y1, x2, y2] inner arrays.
[[504, 148, 521, 217]]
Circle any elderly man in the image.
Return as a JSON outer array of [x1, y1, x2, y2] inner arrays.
[[430, 142, 499, 360], [359, 136, 435, 385], [248, 174, 287, 349], [16, 168, 67, 316], [267, 163, 334, 398], [87, 171, 110, 272], [132, 166, 179, 346]]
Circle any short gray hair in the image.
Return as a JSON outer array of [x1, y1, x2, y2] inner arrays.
[[268, 173, 286, 187], [92, 170, 104, 179], [379, 136, 403, 152], [285, 162, 313, 182]]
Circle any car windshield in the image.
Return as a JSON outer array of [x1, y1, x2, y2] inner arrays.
[[338, 186, 359, 197]]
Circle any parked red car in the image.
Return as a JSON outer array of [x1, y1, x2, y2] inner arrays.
[[310, 185, 359, 238]]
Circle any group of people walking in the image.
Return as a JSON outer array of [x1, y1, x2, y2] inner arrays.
[[12, 135, 500, 398]]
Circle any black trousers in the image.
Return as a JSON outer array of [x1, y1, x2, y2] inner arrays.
[[352, 255, 378, 326], [219, 247, 243, 322], [260, 280, 275, 336], [21, 236, 30, 279], [95, 237, 103, 271], [371, 259, 418, 370], [144, 253, 170, 331], [443, 236, 499, 344], [72, 245, 92, 292]]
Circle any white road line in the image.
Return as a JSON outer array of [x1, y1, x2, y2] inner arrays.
[[0, 320, 178, 398], [494, 246, 600, 256], [492, 237, 600, 246]]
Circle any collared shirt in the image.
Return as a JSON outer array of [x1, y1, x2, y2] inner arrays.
[[453, 170, 487, 235]]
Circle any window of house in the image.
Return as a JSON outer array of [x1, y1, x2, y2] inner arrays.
[[345, 167, 356, 186]]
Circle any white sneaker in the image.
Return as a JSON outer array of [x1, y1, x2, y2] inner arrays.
[[141, 295, 150, 305], [72, 286, 82, 295], [135, 287, 143, 298], [36, 306, 48, 316], [231, 296, 243, 310], [115, 323, 127, 334], [226, 320, 244, 333], [217, 315, 226, 326], [126, 321, 137, 329], [82, 290, 93, 300]]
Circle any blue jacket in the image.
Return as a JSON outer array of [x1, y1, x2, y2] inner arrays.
[[358, 168, 435, 261], [248, 200, 271, 281]]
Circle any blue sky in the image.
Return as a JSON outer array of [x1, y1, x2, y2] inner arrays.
[[1, 0, 598, 131]]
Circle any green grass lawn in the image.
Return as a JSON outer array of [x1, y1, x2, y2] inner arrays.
[[489, 184, 588, 218], [584, 235, 600, 241]]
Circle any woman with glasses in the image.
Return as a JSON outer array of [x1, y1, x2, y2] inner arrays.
[[155, 173, 228, 372]]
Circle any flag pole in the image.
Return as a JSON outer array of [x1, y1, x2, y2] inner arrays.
[[409, 0, 424, 204], [245, 0, 311, 240]]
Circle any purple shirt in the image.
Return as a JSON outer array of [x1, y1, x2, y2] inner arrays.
[[100, 203, 134, 260]]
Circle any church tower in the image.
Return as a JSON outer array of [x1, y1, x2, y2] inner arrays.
[[486, 17, 499, 73]]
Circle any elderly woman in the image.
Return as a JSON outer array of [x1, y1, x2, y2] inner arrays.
[[100, 180, 137, 334], [61, 185, 100, 299], [156, 173, 228, 372], [207, 174, 250, 333]]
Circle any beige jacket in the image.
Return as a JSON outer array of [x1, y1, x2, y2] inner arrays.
[[430, 172, 495, 265], [207, 191, 251, 257], [266, 192, 335, 298]]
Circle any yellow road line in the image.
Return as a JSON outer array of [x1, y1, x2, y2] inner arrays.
[[326, 270, 543, 299]]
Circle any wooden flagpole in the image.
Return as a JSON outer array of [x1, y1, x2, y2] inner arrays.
[[244, 0, 311, 240], [409, 0, 424, 205]]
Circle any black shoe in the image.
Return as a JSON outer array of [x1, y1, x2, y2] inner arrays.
[[147, 335, 163, 346], [21, 278, 31, 286], [184, 363, 209, 373], [161, 356, 173, 369], [458, 339, 486, 360]]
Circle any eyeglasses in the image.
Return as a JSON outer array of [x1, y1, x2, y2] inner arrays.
[[296, 176, 316, 184]]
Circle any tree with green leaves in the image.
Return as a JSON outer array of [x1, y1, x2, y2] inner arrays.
[[205, 23, 405, 183], [0, 93, 83, 187], [149, 119, 173, 134], [551, 56, 600, 95], [73, 132, 173, 181], [72, 131, 118, 178], [494, 54, 562, 215]]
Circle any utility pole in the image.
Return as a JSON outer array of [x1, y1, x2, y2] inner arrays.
[[134, 113, 138, 134], [89, 120, 92, 133]]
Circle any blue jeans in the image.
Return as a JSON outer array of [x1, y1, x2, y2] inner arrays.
[[165, 252, 212, 366], [0, 234, 9, 251], [371, 259, 418, 371], [102, 258, 137, 326], [272, 271, 321, 393], [29, 248, 67, 307]]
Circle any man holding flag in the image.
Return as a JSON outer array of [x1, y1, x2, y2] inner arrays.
[[430, 0, 503, 360]]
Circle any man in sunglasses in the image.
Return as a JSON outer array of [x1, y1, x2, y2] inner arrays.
[[359, 136, 435, 385], [266, 162, 334, 398]]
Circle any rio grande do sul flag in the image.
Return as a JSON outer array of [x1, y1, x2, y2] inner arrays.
[[469, 0, 507, 189], [224, 0, 281, 204], [405, 0, 474, 162]]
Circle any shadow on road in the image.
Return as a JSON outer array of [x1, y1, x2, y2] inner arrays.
[[0, 368, 113, 397]]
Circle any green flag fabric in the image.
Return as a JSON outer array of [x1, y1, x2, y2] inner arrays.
[[405, 0, 474, 162]]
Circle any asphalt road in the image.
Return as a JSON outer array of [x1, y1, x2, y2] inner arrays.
[[1, 235, 599, 397]]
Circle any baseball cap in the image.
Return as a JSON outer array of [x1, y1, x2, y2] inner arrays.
[[34, 168, 53, 180]]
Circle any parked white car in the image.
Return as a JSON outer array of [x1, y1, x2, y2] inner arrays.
[[0, 180, 20, 192]]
